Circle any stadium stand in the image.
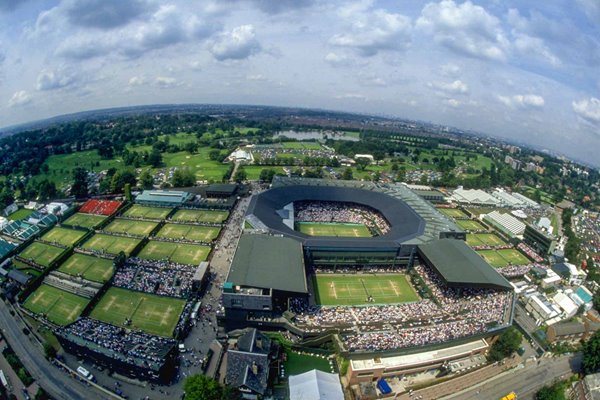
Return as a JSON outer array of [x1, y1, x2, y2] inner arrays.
[[2, 220, 40, 240], [79, 200, 122, 216]]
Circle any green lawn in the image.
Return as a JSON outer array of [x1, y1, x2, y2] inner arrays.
[[170, 209, 229, 223], [41, 227, 87, 247], [456, 219, 487, 231], [104, 219, 158, 236], [12, 260, 43, 278], [244, 166, 286, 180], [81, 233, 141, 256], [477, 248, 530, 267], [284, 351, 332, 376], [90, 287, 186, 337], [497, 248, 530, 265], [156, 224, 220, 241], [57, 253, 114, 283], [155, 148, 230, 182], [19, 242, 65, 267], [437, 208, 468, 219], [63, 213, 107, 229], [23, 284, 89, 326], [296, 222, 372, 238], [138, 241, 210, 265], [38, 150, 124, 187], [466, 233, 507, 247], [281, 141, 322, 150], [123, 205, 173, 219], [8, 208, 34, 221], [313, 273, 418, 306]]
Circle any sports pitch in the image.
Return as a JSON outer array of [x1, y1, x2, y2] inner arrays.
[[313, 273, 418, 306], [104, 219, 158, 236], [138, 240, 210, 265], [477, 248, 530, 268], [170, 209, 229, 223], [90, 287, 185, 337], [41, 227, 87, 247], [466, 233, 507, 247], [438, 208, 468, 219], [296, 222, 372, 238], [19, 242, 65, 267], [63, 213, 107, 229], [23, 284, 89, 326], [156, 223, 221, 242], [57, 253, 114, 283], [81, 233, 141, 256], [456, 219, 487, 231], [123, 205, 173, 220]]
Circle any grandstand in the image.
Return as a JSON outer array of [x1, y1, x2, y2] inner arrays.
[[2, 220, 40, 240], [0, 238, 16, 258], [483, 211, 526, 238], [135, 190, 194, 207], [79, 199, 122, 216]]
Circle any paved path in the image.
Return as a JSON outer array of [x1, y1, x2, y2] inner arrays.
[[0, 339, 29, 400], [0, 301, 107, 400]]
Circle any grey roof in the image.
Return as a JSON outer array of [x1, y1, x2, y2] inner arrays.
[[227, 234, 307, 293], [206, 183, 238, 195], [226, 329, 272, 396], [584, 372, 600, 400], [418, 239, 512, 290], [237, 329, 272, 355], [7, 269, 32, 285], [551, 322, 586, 336]]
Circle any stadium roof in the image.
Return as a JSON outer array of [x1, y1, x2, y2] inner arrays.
[[227, 234, 307, 293], [135, 190, 193, 205], [289, 370, 344, 400], [417, 239, 512, 290]]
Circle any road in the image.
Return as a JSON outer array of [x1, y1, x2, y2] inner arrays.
[[444, 353, 581, 400], [0, 301, 108, 400]]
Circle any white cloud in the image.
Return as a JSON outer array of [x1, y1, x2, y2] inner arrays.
[[246, 74, 266, 81], [330, 8, 412, 57], [429, 80, 469, 95], [8, 91, 32, 107], [128, 76, 147, 86], [324, 52, 352, 67], [36, 68, 78, 91], [335, 93, 367, 101], [417, 0, 509, 61], [154, 76, 179, 88], [62, 0, 153, 30], [513, 34, 560, 67], [445, 98, 460, 108], [498, 94, 545, 109], [572, 97, 600, 126], [209, 24, 261, 61]]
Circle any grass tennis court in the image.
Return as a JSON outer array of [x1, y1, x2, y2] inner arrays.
[[19, 242, 65, 267], [313, 273, 418, 306], [23, 284, 89, 326], [477, 248, 530, 268], [57, 253, 114, 282], [123, 205, 173, 219], [81, 233, 141, 256], [63, 213, 107, 228], [156, 224, 221, 242], [438, 208, 468, 219], [90, 287, 185, 337], [456, 219, 487, 231], [170, 209, 229, 223], [138, 240, 210, 265], [104, 219, 158, 236], [466, 233, 507, 247], [296, 222, 372, 238], [41, 227, 87, 247]]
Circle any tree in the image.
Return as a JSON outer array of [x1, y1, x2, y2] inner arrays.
[[171, 168, 196, 187], [233, 167, 247, 182], [342, 167, 353, 180], [36, 179, 57, 201], [184, 374, 239, 400], [487, 327, 522, 362], [583, 330, 600, 374], [138, 170, 155, 189], [110, 169, 137, 193], [71, 167, 88, 198], [259, 168, 276, 183], [147, 148, 163, 168], [594, 290, 600, 313], [184, 141, 199, 154], [43, 343, 57, 360], [356, 157, 370, 171], [536, 380, 566, 400]]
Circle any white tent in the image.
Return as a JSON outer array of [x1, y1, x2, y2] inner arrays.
[[289, 369, 344, 400]]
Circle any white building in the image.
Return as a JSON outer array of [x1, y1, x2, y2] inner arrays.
[[484, 211, 526, 237], [354, 154, 374, 163], [450, 187, 498, 206], [526, 294, 560, 325], [289, 370, 344, 400], [553, 292, 579, 319], [541, 270, 562, 288], [227, 148, 254, 164], [43, 202, 69, 216]]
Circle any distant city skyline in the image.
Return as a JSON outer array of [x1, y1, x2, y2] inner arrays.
[[0, 0, 599, 165]]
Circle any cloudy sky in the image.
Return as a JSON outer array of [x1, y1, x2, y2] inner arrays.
[[0, 0, 599, 165]]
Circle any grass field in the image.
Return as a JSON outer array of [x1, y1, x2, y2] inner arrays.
[[19, 242, 65, 267], [156, 224, 220, 242], [284, 350, 331, 375], [63, 213, 107, 229], [138, 240, 210, 265], [123, 205, 173, 219], [105, 219, 158, 236], [477, 248, 530, 268], [57, 253, 114, 282], [23, 284, 89, 326], [466, 233, 508, 247], [7, 208, 34, 221], [90, 287, 185, 337], [456, 219, 487, 231], [313, 274, 418, 306], [81, 233, 141, 256], [437, 208, 468, 219], [12, 259, 43, 278], [41, 227, 87, 247], [296, 222, 372, 238], [170, 209, 229, 223], [281, 141, 322, 150]]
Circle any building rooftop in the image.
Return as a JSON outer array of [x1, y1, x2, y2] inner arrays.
[[135, 190, 193, 204], [289, 370, 344, 400]]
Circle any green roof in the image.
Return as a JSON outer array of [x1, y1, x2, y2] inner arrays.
[[418, 239, 512, 290], [136, 190, 193, 204], [227, 234, 307, 293]]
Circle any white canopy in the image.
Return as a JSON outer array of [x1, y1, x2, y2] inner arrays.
[[289, 369, 344, 400]]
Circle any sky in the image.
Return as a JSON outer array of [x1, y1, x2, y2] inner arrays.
[[0, 0, 599, 166]]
